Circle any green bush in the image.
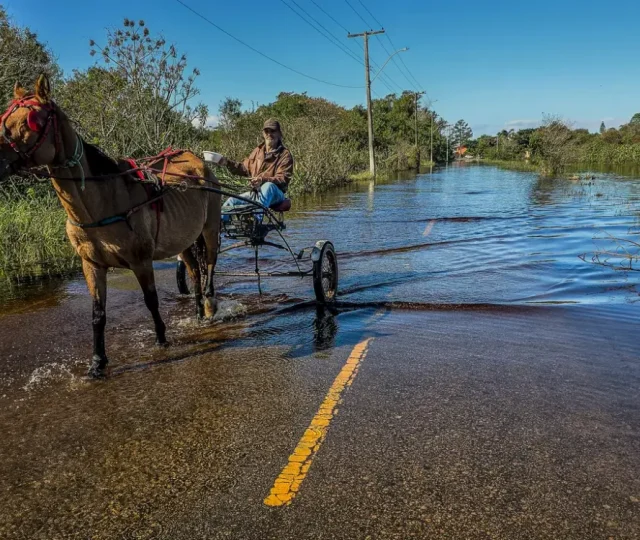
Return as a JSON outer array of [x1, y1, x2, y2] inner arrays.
[[0, 186, 78, 281]]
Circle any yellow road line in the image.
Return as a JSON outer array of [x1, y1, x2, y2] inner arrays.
[[423, 219, 436, 237], [264, 338, 373, 507]]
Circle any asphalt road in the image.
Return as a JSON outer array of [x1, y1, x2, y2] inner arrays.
[[0, 267, 639, 539]]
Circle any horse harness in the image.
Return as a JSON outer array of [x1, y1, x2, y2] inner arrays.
[[1, 95, 85, 181], [0, 96, 61, 168], [0, 96, 179, 237]]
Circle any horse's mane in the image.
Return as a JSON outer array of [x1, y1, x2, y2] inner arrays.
[[81, 139, 122, 176]]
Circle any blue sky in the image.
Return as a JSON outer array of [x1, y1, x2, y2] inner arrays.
[[5, 0, 639, 135]]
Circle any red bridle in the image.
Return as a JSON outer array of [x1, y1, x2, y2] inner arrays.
[[0, 96, 60, 164]]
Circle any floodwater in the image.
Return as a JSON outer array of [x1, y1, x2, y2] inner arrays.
[[1, 163, 639, 539], [3, 163, 640, 309], [293, 164, 640, 306]]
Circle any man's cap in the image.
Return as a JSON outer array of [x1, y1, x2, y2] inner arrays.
[[263, 118, 281, 132]]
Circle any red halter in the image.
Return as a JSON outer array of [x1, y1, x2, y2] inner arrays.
[[0, 96, 60, 164]]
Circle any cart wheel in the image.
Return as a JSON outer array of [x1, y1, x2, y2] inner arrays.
[[176, 260, 191, 295], [313, 241, 338, 304]]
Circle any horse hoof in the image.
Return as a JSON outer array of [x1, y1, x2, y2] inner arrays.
[[87, 368, 106, 379], [155, 340, 169, 348], [204, 298, 218, 319], [87, 355, 108, 379], [87, 364, 107, 379]]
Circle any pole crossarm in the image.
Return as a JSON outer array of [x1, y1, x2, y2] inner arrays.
[[347, 30, 385, 38]]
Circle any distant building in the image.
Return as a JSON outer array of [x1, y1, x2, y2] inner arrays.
[[455, 146, 467, 157]]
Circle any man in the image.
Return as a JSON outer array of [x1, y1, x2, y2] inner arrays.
[[220, 118, 293, 219]]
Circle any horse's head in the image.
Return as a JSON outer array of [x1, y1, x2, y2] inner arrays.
[[0, 75, 60, 181]]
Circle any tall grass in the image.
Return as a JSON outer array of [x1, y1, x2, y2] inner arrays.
[[0, 187, 78, 281], [578, 141, 640, 166]]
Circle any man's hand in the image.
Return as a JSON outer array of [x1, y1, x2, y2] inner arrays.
[[250, 177, 263, 189]]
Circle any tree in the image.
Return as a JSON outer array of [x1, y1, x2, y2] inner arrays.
[[530, 115, 575, 175], [58, 67, 133, 156], [600, 121, 606, 134], [514, 128, 535, 148], [451, 119, 472, 148], [619, 114, 640, 144], [0, 7, 60, 104], [218, 97, 242, 129], [473, 135, 497, 158], [62, 18, 208, 156], [602, 128, 622, 145]]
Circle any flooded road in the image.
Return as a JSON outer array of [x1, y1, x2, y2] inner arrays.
[[1, 164, 639, 539]]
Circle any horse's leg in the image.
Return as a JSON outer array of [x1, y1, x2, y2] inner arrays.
[[131, 263, 167, 346], [179, 247, 205, 320], [82, 260, 109, 378], [202, 218, 220, 319]]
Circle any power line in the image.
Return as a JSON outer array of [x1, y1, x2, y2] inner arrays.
[[385, 32, 425, 93], [374, 35, 418, 91], [351, 0, 425, 93], [356, 0, 425, 92], [279, 0, 362, 65], [355, 0, 383, 27], [309, 0, 350, 34], [344, 0, 371, 28], [343, 0, 414, 91], [175, 0, 363, 89], [277, 0, 397, 95], [294, 0, 402, 94], [352, 43, 404, 94]]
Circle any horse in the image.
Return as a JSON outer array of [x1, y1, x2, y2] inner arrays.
[[0, 75, 221, 378]]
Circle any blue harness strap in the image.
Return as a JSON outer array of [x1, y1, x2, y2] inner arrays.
[[67, 214, 129, 229]]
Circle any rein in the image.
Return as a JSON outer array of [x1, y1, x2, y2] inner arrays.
[[1, 121, 270, 230], [65, 181, 282, 230]]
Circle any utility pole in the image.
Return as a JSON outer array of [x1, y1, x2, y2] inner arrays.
[[445, 124, 450, 164], [414, 91, 425, 170], [428, 99, 438, 166], [348, 29, 384, 177], [430, 113, 434, 165]]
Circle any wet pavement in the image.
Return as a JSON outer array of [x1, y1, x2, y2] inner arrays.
[[1, 164, 639, 539]]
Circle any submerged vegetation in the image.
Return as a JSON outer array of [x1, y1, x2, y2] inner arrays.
[[469, 113, 640, 176]]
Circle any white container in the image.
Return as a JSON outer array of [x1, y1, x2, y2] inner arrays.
[[203, 150, 223, 164]]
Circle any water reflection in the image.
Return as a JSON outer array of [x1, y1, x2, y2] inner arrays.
[[0, 275, 75, 317], [312, 306, 338, 352]]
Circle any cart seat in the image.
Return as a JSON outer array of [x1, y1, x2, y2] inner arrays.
[[270, 198, 291, 212]]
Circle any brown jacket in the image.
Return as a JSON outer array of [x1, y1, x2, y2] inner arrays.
[[226, 143, 294, 193]]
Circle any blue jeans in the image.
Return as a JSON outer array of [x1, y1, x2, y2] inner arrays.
[[222, 182, 285, 222]]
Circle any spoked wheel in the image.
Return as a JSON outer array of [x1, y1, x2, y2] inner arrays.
[[313, 241, 338, 305], [176, 238, 208, 295]]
